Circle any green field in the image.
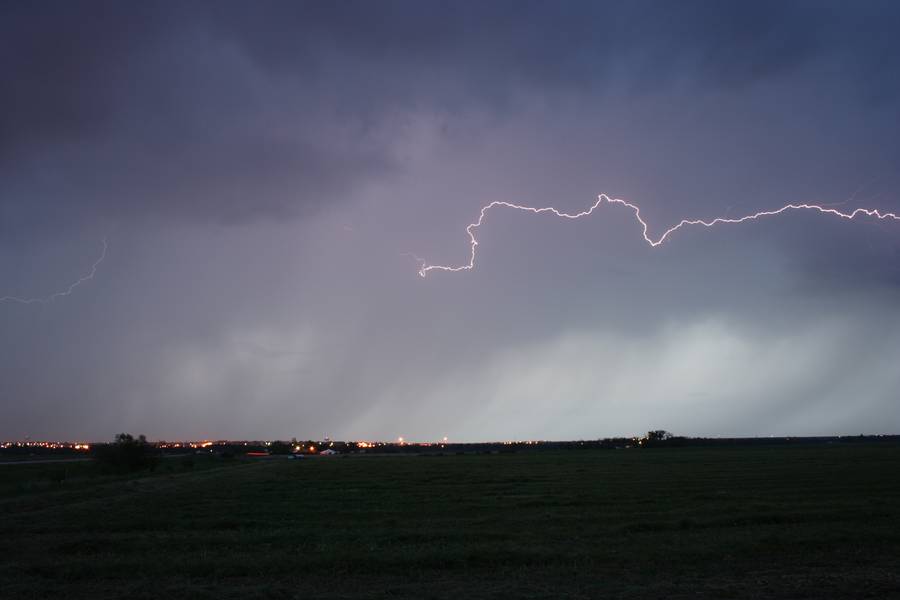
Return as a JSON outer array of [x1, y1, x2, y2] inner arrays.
[[2, 445, 900, 599]]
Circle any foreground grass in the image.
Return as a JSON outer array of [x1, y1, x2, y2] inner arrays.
[[0, 453, 230, 498], [1, 444, 899, 598]]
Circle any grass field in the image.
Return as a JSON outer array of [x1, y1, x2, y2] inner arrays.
[[2, 444, 899, 599]]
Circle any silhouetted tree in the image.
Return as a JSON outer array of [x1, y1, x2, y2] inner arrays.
[[93, 433, 160, 473], [269, 441, 292, 455], [646, 430, 674, 442]]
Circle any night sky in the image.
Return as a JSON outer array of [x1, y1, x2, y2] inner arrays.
[[3, 1, 900, 441]]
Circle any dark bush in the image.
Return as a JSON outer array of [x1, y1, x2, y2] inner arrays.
[[92, 433, 160, 473], [268, 441, 292, 455]]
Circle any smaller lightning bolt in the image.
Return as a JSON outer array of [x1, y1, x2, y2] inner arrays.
[[413, 194, 900, 277], [1, 238, 108, 305]]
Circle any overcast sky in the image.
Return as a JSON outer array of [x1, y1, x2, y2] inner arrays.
[[2, 1, 900, 441]]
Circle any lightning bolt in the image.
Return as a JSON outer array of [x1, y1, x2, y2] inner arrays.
[[413, 194, 900, 277], [1, 238, 108, 305]]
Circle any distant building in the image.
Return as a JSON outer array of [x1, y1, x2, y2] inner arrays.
[[319, 448, 338, 456]]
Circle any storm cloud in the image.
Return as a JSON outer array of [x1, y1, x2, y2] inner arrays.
[[2, 1, 900, 440]]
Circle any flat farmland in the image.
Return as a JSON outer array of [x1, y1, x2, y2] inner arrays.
[[2, 444, 899, 599]]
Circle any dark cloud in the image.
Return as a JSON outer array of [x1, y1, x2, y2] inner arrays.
[[3, 1, 900, 230]]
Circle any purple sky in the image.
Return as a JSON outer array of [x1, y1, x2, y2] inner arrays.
[[2, 1, 900, 441]]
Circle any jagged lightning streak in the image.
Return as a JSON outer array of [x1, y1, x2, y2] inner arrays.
[[1, 238, 108, 305], [413, 194, 900, 277]]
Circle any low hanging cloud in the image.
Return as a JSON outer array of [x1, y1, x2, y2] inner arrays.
[[349, 313, 900, 441]]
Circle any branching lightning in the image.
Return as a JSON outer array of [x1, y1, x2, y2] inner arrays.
[[412, 194, 900, 277], [1, 238, 108, 305]]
